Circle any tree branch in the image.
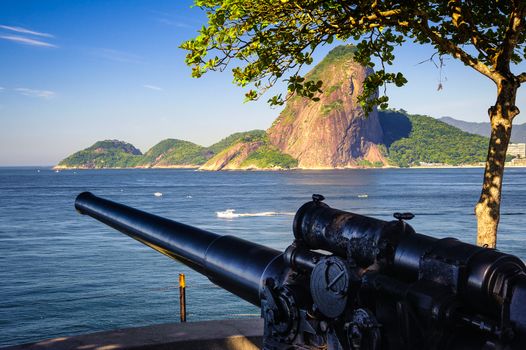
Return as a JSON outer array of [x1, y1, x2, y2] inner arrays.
[[416, 14, 497, 82], [348, 11, 406, 29], [462, 2, 493, 59], [518, 72, 526, 83], [496, 0, 526, 72]]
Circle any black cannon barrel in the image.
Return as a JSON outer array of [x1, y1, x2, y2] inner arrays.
[[75, 192, 283, 306], [293, 200, 415, 267]]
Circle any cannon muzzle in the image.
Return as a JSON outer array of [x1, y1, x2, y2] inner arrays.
[[75, 192, 283, 306]]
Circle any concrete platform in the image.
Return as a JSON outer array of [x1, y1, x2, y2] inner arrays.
[[3, 318, 263, 350]]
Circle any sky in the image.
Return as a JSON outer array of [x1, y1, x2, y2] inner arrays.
[[1, 0, 525, 166]]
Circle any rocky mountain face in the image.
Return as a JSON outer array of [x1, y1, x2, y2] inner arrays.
[[198, 131, 298, 170], [267, 46, 386, 168], [199, 140, 265, 170]]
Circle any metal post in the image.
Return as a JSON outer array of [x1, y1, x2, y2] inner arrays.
[[179, 273, 186, 322]]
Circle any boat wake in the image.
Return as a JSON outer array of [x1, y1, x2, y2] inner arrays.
[[216, 209, 295, 219]]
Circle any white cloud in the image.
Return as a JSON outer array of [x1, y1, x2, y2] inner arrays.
[[0, 24, 53, 38], [15, 88, 56, 99], [150, 11, 192, 28], [0, 35, 57, 48], [157, 18, 191, 28], [143, 84, 163, 91], [90, 48, 143, 63]]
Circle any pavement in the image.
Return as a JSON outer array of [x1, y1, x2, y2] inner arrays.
[[3, 318, 263, 350]]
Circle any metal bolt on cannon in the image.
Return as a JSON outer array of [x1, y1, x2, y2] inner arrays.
[[75, 192, 526, 350]]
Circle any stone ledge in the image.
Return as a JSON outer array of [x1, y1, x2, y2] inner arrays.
[[3, 318, 263, 350]]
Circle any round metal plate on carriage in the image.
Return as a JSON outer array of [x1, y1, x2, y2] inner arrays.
[[310, 256, 352, 318]]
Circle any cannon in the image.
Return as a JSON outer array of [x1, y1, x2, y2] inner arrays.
[[75, 192, 526, 349]]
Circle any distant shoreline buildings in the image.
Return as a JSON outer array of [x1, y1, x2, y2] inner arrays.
[[509, 143, 526, 159], [509, 143, 526, 165]]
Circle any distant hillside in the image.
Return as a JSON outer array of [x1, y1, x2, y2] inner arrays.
[[380, 111, 489, 166], [439, 116, 526, 143], [57, 140, 143, 169], [56, 130, 268, 169], [206, 130, 267, 154], [57, 113, 492, 170], [57, 46, 498, 170], [203, 109, 491, 169], [136, 139, 209, 167], [200, 132, 297, 170]]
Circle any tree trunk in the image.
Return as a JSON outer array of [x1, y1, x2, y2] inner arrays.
[[475, 81, 519, 248]]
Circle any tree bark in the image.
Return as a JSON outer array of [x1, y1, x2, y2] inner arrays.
[[475, 80, 519, 248]]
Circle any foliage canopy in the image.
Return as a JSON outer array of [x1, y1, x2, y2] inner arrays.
[[182, 0, 526, 111]]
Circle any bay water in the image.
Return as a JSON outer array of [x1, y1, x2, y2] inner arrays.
[[1, 167, 525, 347]]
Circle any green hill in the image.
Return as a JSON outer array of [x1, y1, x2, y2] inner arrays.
[[57, 140, 142, 169], [137, 139, 209, 167], [56, 130, 270, 169], [378, 110, 489, 167], [240, 144, 298, 169], [200, 132, 297, 170], [206, 130, 266, 154]]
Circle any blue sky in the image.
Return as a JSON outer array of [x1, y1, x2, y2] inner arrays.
[[1, 0, 525, 166]]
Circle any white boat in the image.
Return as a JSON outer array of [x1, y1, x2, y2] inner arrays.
[[357, 194, 368, 198], [216, 209, 237, 218], [216, 209, 281, 218], [154, 192, 163, 197]]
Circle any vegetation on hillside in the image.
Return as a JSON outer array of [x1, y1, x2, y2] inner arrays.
[[321, 99, 344, 116], [202, 131, 297, 170], [379, 110, 489, 167], [206, 130, 266, 154], [307, 45, 356, 83], [137, 139, 209, 166], [59, 115, 491, 169], [57, 131, 269, 169], [58, 140, 142, 168], [241, 145, 298, 169]]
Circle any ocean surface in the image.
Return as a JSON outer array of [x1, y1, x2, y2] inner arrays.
[[1, 167, 526, 347]]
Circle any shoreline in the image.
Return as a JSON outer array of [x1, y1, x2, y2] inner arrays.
[[52, 165, 201, 170], [50, 163, 526, 171]]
